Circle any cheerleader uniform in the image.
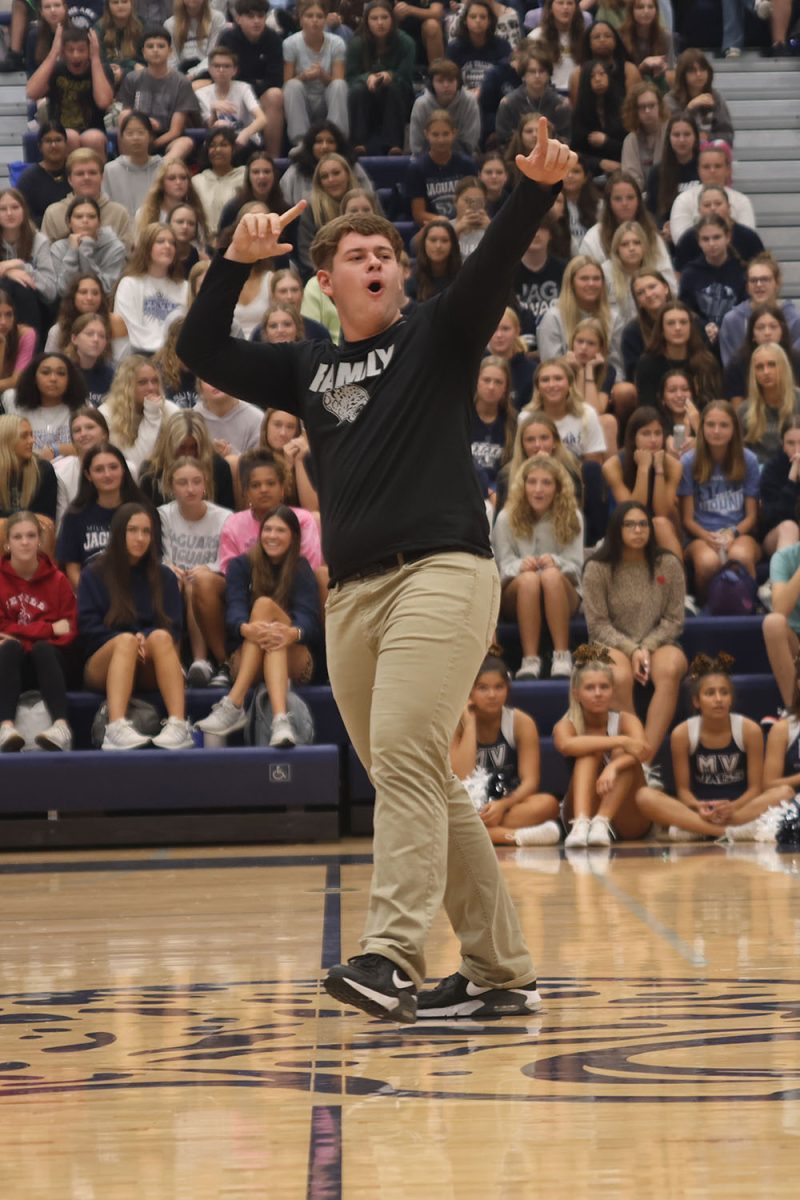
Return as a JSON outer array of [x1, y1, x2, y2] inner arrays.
[[687, 714, 748, 802], [477, 706, 519, 800]]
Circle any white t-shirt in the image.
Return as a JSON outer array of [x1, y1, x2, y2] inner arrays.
[[158, 500, 232, 572], [197, 80, 262, 128], [113, 275, 189, 353], [282, 31, 346, 100], [2, 395, 71, 455], [554, 407, 607, 460]]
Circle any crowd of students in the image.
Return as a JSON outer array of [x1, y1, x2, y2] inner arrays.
[[0, 0, 798, 846]]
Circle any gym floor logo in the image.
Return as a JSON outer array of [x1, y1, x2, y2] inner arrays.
[[0, 976, 798, 1101]]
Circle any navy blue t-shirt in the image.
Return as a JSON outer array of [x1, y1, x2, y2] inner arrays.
[[57, 502, 117, 567], [470, 409, 507, 485], [405, 151, 477, 220], [513, 255, 566, 350], [80, 362, 115, 409]]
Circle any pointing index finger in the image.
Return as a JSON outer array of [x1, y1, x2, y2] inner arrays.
[[280, 199, 308, 229], [536, 116, 549, 156]]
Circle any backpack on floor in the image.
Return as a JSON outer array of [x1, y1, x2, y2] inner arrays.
[[91, 698, 163, 748], [706, 561, 757, 616], [244, 685, 315, 747]]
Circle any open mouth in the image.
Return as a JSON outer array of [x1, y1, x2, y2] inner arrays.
[[367, 281, 382, 294]]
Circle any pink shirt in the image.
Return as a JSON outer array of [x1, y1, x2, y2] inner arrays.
[[14, 327, 36, 375], [219, 507, 323, 574]]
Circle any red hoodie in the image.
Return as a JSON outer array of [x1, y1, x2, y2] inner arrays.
[[0, 553, 77, 651]]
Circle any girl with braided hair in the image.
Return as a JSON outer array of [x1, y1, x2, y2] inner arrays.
[[553, 642, 650, 847], [636, 652, 764, 841]]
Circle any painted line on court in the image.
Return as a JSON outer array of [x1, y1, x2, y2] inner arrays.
[[592, 870, 708, 967], [306, 1105, 342, 1200], [321, 862, 342, 970]]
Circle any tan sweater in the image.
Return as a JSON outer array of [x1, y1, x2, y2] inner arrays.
[[582, 555, 685, 658]]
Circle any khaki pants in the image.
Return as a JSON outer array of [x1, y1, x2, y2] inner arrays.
[[325, 552, 537, 989]]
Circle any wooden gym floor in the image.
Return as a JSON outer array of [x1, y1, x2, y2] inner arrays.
[[0, 838, 798, 1199]]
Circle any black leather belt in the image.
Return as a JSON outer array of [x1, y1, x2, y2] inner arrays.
[[332, 548, 450, 587]]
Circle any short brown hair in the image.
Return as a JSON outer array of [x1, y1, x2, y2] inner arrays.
[[209, 45, 237, 65], [429, 58, 461, 85], [310, 212, 404, 271]]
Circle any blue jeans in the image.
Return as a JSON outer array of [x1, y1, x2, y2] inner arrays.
[[722, 0, 757, 50]]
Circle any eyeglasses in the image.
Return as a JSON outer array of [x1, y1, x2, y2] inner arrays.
[[622, 519, 649, 530]]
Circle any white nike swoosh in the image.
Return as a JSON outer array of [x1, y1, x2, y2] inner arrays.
[[392, 970, 415, 989], [466, 981, 491, 997]]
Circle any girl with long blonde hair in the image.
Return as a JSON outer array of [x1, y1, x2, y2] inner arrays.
[[603, 220, 657, 324], [537, 255, 623, 375], [138, 408, 235, 511], [491, 454, 583, 681], [166, 0, 226, 79], [99, 356, 179, 475], [297, 153, 362, 277], [526, 357, 608, 462], [487, 306, 536, 409], [565, 317, 618, 452], [0, 415, 57, 553], [554, 642, 650, 847], [136, 160, 209, 245], [740, 343, 800, 466]]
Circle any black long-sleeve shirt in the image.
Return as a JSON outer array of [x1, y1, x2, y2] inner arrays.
[[177, 177, 558, 583]]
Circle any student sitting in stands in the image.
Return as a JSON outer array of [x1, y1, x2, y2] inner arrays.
[[54, 405, 112, 523], [99, 355, 180, 475], [45, 273, 129, 364], [159, 456, 231, 688], [78, 501, 193, 750], [0, 414, 58, 556], [450, 651, 560, 845], [139, 409, 236, 517], [0, 289, 37, 394], [3, 352, 87, 462], [0, 511, 77, 753], [197, 505, 322, 747], [26, 26, 114, 159], [218, 450, 323, 573]]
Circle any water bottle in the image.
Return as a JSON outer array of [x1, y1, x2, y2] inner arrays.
[[673, 424, 686, 451]]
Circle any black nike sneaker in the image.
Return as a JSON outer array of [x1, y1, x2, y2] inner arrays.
[[324, 953, 418, 1024], [416, 971, 542, 1019]]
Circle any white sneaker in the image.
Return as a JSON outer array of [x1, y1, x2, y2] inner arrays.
[[0, 724, 25, 753], [102, 718, 152, 751], [269, 712, 296, 747], [514, 820, 561, 846], [565, 815, 591, 847], [187, 658, 214, 687], [587, 814, 614, 847], [35, 721, 73, 752], [724, 45, 742, 57], [668, 825, 704, 842], [195, 695, 246, 736], [550, 650, 573, 679], [516, 656, 541, 680], [151, 717, 194, 750], [718, 820, 760, 843], [755, 0, 772, 18]]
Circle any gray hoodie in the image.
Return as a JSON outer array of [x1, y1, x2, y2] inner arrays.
[[51, 226, 128, 295], [102, 156, 163, 220], [409, 89, 481, 157]]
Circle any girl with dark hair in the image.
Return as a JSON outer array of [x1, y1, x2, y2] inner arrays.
[[619, 0, 674, 92], [560, 156, 600, 255], [529, 0, 585, 93], [618, 267, 673, 383], [636, 653, 764, 841], [217, 152, 288, 232], [406, 219, 462, 302], [94, 0, 143, 85], [0, 414, 58, 552], [583, 501, 686, 779], [0, 186, 58, 313], [0, 511, 76, 754], [346, 0, 415, 156], [57, 441, 148, 588], [634, 300, 722, 408], [568, 19, 641, 108], [45, 273, 129, 363], [102, 111, 161, 220], [50, 195, 127, 295], [664, 49, 734, 144], [492, 454, 583, 680], [65, 313, 114, 407], [277, 119, 373, 207], [168, 204, 207, 277], [54, 405, 111, 523], [758, 417, 800, 556], [197, 505, 322, 747], [478, 151, 511, 217], [603, 406, 683, 555], [78, 502, 192, 751], [446, 0, 510, 94], [570, 59, 626, 177], [150, 317, 200, 409], [25, 0, 69, 74], [258, 408, 318, 512], [113, 224, 190, 354], [678, 213, 747, 348], [450, 653, 560, 845], [656, 368, 700, 459], [679, 400, 761, 599], [192, 128, 246, 239], [724, 302, 797, 407], [645, 112, 700, 234], [4, 352, 87, 460], [218, 449, 323, 574], [0, 289, 36, 392], [553, 643, 650, 847], [577, 169, 675, 289]]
